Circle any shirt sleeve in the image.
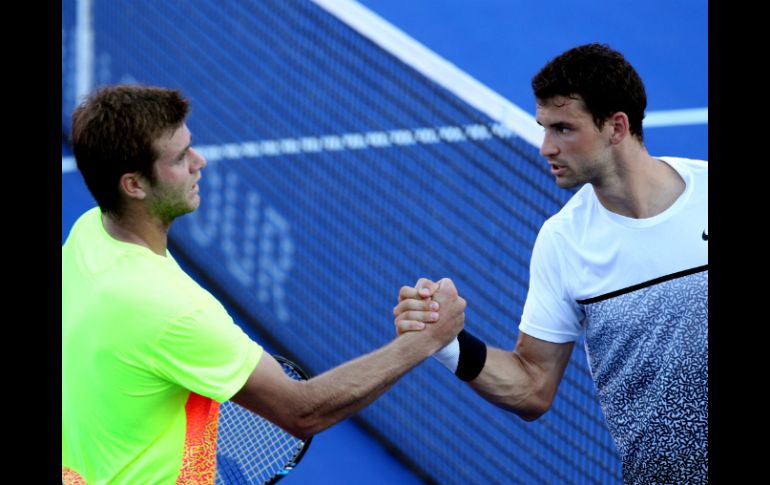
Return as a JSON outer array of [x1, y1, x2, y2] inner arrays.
[[518, 223, 584, 343], [150, 294, 264, 403]]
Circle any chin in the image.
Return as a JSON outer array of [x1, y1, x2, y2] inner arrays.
[[185, 203, 200, 214], [555, 178, 576, 189]]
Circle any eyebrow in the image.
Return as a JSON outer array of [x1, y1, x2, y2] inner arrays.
[[539, 120, 572, 129]]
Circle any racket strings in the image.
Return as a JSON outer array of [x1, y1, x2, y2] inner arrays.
[[215, 359, 308, 484]]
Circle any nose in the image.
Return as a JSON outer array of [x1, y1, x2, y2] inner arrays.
[[189, 147, 207, 171], [539, 132, 559, 158]]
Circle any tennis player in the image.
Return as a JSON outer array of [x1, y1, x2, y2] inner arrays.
[[394, 43, 708, 484], [61, 84, 466, 484]]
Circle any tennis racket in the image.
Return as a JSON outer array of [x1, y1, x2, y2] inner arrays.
[[215, 355, 313, 485]]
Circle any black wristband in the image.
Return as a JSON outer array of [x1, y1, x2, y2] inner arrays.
[[455, 329, 487, 381]]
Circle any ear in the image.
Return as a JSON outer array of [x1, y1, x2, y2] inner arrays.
[[606, 112, 630, 145], [118, 172, 148, 200]]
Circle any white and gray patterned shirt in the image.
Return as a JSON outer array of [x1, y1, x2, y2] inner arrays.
[[519, 157, 708, 484]]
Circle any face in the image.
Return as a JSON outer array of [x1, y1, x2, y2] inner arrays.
[[145, 124, 207, 223], [535, 96, 614, 189]]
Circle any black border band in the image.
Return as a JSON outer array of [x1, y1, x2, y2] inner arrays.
[[455, 329, 488, 381], [577, 264, 708, 305]]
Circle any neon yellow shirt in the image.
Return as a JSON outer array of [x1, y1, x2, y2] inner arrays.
[[62, 207, 263, 484]]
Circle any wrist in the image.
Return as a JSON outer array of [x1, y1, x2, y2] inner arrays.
[[433, 337, 460, 373], [432, 329, 487, 381], [454, 329, 487, 381]]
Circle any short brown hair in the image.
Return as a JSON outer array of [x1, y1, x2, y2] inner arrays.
[[71, 84, 190, 215]]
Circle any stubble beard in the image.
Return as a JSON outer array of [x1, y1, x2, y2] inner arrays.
[[148, 188, 198, 225]]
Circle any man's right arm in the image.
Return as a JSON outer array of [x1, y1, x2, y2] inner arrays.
[[231, 278, 466, 439], [467, 333, 573, 421], [394, 280, 573, 421]]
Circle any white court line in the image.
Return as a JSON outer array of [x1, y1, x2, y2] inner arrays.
[[75, 0, 94, 109], [312, 0, 544, 148], [62, 156, 77, 173], [312, 0, 707, 136], [644, 108, 708, 128]]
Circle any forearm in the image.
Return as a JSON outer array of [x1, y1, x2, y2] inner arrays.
[[290, 332, 437, 437], [237, 277, 466, 439], [468, 347, 550, 421]]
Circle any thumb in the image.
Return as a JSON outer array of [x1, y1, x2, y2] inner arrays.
[[433, 278, 458, 303], [414, 278, 440, 299]]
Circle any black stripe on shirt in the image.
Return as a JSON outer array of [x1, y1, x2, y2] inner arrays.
[[576, 264, 708, 305]]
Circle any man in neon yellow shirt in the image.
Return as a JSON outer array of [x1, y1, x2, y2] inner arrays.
[[62, 85, 466, 484]]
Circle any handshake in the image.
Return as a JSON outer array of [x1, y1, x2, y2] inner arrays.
[[392, 277, 464, 336], [392, 278, 485, 381]]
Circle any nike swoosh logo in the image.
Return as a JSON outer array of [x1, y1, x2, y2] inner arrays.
[[702, 230, 708, 241]]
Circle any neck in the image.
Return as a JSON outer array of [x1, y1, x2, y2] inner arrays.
[[102, 208, 171, 256], [594, 144, 685, 219]]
